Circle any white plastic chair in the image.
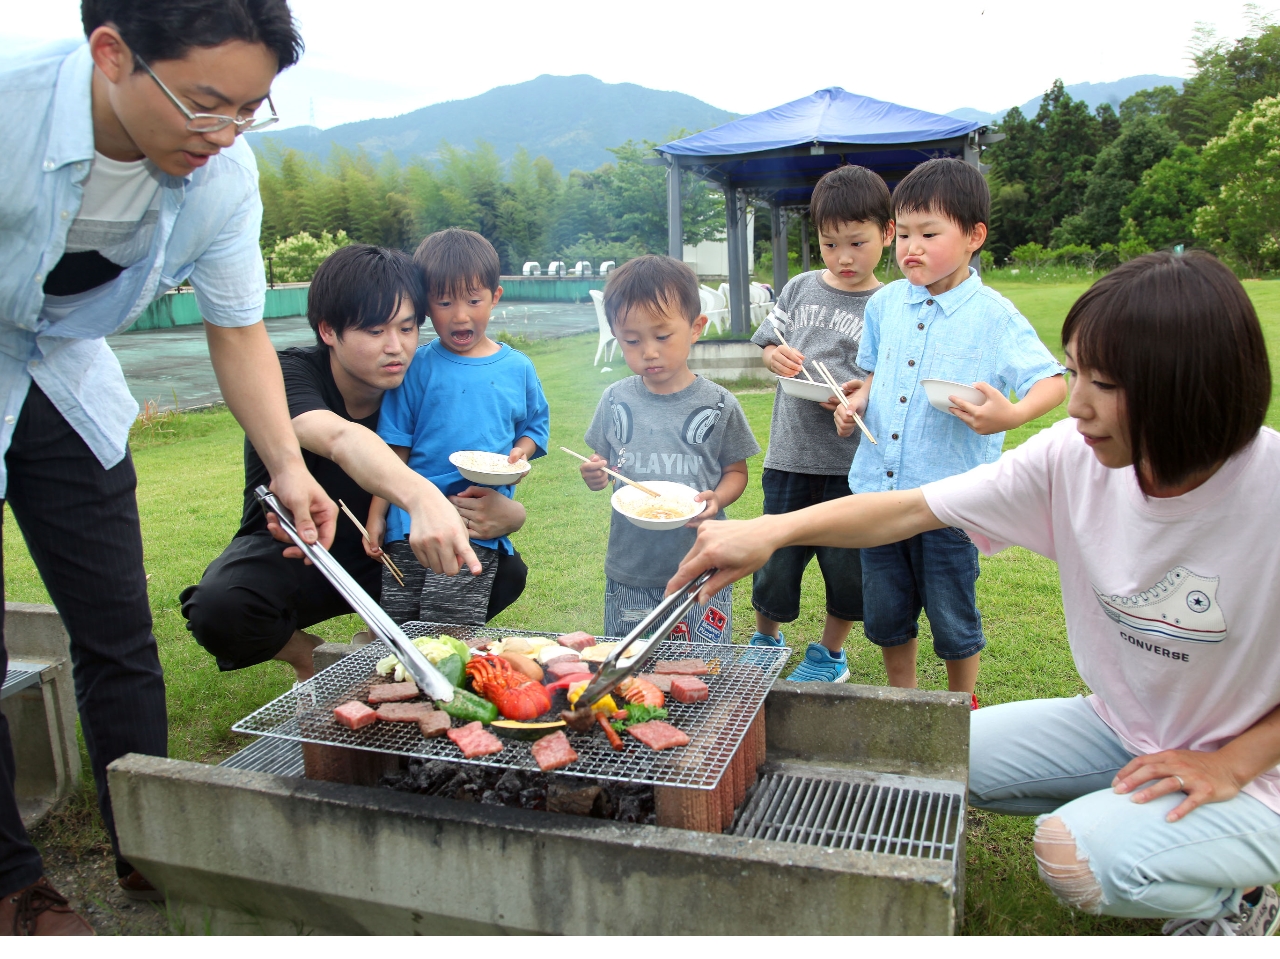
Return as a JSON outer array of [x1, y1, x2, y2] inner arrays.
[[589, 289, 617, 365], [749, 282, 774, 327], [522, 261, 541, 276], [699, 285, 727, 335]]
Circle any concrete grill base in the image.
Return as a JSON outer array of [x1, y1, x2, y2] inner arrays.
[[109, 682, 970, 935]]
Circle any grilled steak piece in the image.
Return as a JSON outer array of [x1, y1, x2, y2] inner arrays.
[[546, 658, 592, 681], [626, 720, 690, 750], [668, 675, 710, 704], [376, 702, 435, 723], [531, 731, 579, 771], [367, 681, 420, 704], [558, 631, 597, 651], [447, 721, 504, 759], [417, 711, 452, 739], [334, 700, 377, 730], [654, 659, 709, 676], [645, 673, 673, 693]]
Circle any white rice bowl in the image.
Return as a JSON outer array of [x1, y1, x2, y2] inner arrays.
[[449, 449, 532, 486], [611, 480, 706, 531]]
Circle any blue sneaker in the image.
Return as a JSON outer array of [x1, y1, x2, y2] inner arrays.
[[786, 643, 850, 683], [749, 630, 786, 647]]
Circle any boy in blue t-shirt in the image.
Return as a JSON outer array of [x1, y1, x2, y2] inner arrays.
[[369, 229, 550, 625], [835, 159, 1065, 706]]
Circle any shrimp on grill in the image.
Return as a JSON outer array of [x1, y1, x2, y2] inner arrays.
[[617, 676, 664, 709]]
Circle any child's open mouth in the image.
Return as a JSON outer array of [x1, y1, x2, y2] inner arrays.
[[449, 329, 475, 346]]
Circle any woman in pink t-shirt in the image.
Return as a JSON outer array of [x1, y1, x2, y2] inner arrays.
[[671, 252, 1280, 935]]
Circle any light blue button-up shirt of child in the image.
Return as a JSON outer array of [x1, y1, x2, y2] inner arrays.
[[0, 41, 267, 495], [848, 269, 1063, 495]]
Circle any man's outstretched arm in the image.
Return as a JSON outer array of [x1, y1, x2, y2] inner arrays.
[[292, 409, 482, 576], [205, 322, 336, 548]]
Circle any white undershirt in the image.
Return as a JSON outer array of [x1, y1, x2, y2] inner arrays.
[[64, 151, 163, 266]]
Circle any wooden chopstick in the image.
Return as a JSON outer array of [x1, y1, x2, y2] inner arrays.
[[338, 498, 406, 586], [816, 361, 877, 445], [559, 446, 660, 497]]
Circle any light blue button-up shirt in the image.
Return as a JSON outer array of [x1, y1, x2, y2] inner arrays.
[[0, 41, 266, 495], [848, 269, 1063, 495]]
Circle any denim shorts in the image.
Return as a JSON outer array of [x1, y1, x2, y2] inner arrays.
[[751, 469, 863, 623], [861, 526, 984, 660], [604, 578, 734, 643]]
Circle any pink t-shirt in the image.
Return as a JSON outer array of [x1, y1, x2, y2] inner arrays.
[[923, 418, 1280, 813]]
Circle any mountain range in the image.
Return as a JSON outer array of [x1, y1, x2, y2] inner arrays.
[[251, 73, 1188, 175], [946, 75, 1185, 125], [249, 74, 736, 174]]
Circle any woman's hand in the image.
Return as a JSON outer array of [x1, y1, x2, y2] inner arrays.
[[1113, 749, 1246, 823], [579, 453, 610, 491], [667, 517, 784, 602], [449, 486, 527, 541]]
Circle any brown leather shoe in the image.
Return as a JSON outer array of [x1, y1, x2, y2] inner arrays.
[[0, 877, 95, 936], [118, 869, 164, 902]]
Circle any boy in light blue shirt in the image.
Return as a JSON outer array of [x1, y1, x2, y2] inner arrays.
[[369, 229, 550, 625], [836, 159, 1065, 705]]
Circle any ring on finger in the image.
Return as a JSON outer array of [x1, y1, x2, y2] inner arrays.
[[1172, 775, 1186, 791]]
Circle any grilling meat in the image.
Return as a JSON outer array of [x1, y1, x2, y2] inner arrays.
[[654, 659, 709, 676], [334, 700, 377, 730], [447, 721, 504, 759], [645, 673, 673, 693], [626, 720, 690, 750], [417, 710, 452, 739], [531, 730, 579, 771], [560, 707, 597, 732], [375, 702, 436, 723], [546, 658, 592, 681], [557, 631, 597, 651], [367, 681, 420, 704], [668, 675, 710, 704]]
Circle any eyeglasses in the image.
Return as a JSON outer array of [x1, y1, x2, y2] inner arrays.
[[135, 54, 280, 134]]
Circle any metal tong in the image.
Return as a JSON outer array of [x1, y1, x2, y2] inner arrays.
[[576, 569, 717, 708], [254, 486, 454, 702]]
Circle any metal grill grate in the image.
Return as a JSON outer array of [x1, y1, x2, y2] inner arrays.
[[731, 767, 965, 860], [233, 623, 789, 790], [219, 737, 305, 777], [2, 661, 45, 700]]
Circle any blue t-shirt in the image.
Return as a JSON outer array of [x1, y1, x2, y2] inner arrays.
[[377, 339, 551, 552], [848, 270, 1063, 494]]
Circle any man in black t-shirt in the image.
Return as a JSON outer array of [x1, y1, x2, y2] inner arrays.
[[180, 246, 526, 679]]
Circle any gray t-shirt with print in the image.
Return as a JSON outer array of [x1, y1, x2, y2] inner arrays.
[[750, 270, 877, 476], [585, 374, 760, 588]]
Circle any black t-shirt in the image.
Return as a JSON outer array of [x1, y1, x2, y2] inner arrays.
[[238, 345, 379, 576]]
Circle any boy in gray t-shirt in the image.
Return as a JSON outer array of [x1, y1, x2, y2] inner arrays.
[[746, 165, 893, 682], [581, 256, 760, 641]]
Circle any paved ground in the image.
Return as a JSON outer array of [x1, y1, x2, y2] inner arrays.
[[110, 300, 597, 411]]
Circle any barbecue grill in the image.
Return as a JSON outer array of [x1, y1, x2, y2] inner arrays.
[[234, 623, 790, 791]]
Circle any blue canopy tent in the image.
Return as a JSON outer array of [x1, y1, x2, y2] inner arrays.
[[656, 88, 1001, 333]]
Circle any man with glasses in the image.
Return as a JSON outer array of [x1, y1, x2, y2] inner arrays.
[[0, 0, 331, 934]]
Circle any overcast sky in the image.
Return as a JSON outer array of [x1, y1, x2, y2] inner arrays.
[[1, 1, 1257, 131]]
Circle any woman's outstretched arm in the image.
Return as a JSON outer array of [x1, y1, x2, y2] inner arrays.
[[668, 488, 945, 603]]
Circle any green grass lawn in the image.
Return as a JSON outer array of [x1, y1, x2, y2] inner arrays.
[[11, 277, 1280, 934]]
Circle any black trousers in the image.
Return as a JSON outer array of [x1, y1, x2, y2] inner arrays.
[[0, 386, 167, 896], [180, 531, 383, 671]]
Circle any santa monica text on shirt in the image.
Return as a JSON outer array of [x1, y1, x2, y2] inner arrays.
[[785, 304, 865, 337], [625, 451, 703, 475], [1120, 629, 1191, 663]]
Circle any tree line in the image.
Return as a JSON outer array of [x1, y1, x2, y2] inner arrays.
[[256, 138, 726, 281], [986, 12, 1280, 274]]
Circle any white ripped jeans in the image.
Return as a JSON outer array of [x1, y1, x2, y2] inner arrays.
[[969, 696, 1280, 919]]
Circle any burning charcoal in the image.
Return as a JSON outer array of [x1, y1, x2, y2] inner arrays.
[[495, 770, 524, 801], [480, 789, 505, 806], [379, 770, 412, 790], [547, 783, 604, 817], [518, 787, 546, 810], [415, 760, 459, 793], [616, 797, 647, 823]]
